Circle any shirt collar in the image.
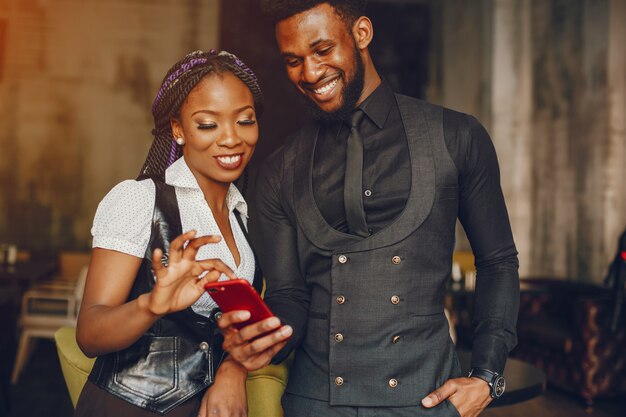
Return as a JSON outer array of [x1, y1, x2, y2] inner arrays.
[[165, 157, 248, 217], [357, 79, 395, 129]]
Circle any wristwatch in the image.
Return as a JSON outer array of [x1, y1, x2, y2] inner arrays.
[[468, 368, 506, 399]]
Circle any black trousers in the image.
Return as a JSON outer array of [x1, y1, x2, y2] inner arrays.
[[282, 392, 461, 417], [74, 381, 201, 417]]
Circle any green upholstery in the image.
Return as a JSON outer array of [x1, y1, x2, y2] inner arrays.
[[53, 326, 96, 407], [246, 355, 291, 417], [54, 326, 289, 416]]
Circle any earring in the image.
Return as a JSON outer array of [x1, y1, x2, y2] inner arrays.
[[176, 137, 184, 145]]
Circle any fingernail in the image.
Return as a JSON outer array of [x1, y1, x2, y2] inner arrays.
[[238, 311, 251, 321], [280, 326, 293, 337], [422, 397, 433, 407], [266, 317, 280, 328]]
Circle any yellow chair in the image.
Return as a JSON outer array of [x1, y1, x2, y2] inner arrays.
[[54, 326, 95, 407], [247, 356, 291, 417], [54, 326, 289, 416]]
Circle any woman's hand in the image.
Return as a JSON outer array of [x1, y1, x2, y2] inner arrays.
[[198, 357, 248, 417], [77, 232, 235, 357], [144, 230, 236, 316]]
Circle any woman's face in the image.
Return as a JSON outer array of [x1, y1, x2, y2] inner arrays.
[[171, 72, 258, 189]]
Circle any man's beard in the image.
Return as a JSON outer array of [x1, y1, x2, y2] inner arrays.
[[306, 46, 365, 123]]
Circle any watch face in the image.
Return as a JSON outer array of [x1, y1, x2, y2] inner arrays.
[[493, 375, 506, 398]]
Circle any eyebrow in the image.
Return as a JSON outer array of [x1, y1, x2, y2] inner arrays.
[[191, 105, 255, 117], [310, 39, 329, 49], [280, 38, 333, 59]]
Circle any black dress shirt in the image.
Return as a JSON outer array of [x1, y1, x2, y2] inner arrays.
[[253, 83, 519, 375], [313, 81, 410, 234]]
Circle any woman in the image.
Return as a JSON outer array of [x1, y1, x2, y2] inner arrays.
[[75, 50, 264, 417]]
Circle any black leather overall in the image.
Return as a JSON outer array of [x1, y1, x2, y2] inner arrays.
[[88, 178, 262, 414]]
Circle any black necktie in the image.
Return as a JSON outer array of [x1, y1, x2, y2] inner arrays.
[[343, 110, 369, 237]]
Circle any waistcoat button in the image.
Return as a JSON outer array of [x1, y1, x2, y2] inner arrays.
[[336, 295, 346, 304], [335, 376, 344, 386], [199, 341, 209, 352], [392, 256, 401, 265], [334, 333, 344, 342], [390, 295, 400, 305], [388, 378, 398, 388], [338, 255, 348, 264], [364, 189, 372, 197]]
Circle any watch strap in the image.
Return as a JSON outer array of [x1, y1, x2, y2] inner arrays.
[[468, 367, 497, 383], [468, 367, 505, 399]]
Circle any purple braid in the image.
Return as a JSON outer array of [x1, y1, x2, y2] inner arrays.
[[219, 51, 259, 85], [152, 57, 208, 113], [167, 139, 178, 167]]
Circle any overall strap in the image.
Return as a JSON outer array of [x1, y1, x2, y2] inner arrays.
[[148, 178, 207, 325], [234, 210, 263, 294], [152, 178, 183, 253], [125, 176, 183, 305]]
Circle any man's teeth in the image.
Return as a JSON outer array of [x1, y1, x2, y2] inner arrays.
[[217, 155, 241, 164], [314, 78, 338, 95]]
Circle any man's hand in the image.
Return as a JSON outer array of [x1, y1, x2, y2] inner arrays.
[[421, 377, 492, 417], [198, 357, 247, 417], [218, 311, 292, 371]]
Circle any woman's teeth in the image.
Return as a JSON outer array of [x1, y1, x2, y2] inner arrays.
[[217, 155, 241, 164]]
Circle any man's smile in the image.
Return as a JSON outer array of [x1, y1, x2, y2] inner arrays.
[[312, 77, 339, 96], [303, 75, 341, 100]]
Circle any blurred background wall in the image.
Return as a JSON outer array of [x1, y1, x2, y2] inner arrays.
[[0, 0, 220, 250], [0, 0, 624, 284]]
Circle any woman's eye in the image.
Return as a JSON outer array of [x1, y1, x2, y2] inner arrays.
[[238, 119, 256, 126], [197, 123, 217, 130]]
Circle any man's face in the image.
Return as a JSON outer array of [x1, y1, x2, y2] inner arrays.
[[275, 3, 365, 121]]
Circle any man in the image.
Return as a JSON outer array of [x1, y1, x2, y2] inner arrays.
[[218, 1, 520, 416]]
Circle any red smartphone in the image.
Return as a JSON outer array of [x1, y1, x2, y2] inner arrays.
[[204, 279, 274, 329]]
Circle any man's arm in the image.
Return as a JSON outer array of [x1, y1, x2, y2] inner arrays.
[[252, 149, 311, 363], [422, 112, 519, 417], [218, 149, 310, 369], [457, 115, 520, 373]]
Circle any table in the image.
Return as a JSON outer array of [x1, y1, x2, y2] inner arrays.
[[457, 350, 546, 407], [0, 260, 58, 295]]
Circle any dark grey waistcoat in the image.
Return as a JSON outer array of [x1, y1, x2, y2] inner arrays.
[[280, 95, 462, 408]]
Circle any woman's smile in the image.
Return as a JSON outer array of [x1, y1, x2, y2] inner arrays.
[[215, 153, 243, 169]]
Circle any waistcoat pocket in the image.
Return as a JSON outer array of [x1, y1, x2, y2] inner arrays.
[[113, 336, 178, 401]]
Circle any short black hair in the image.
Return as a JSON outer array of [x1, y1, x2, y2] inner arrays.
[[261, 0, 367, 27]]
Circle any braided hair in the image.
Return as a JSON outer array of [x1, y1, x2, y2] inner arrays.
[[139, 49, 263, 179]]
